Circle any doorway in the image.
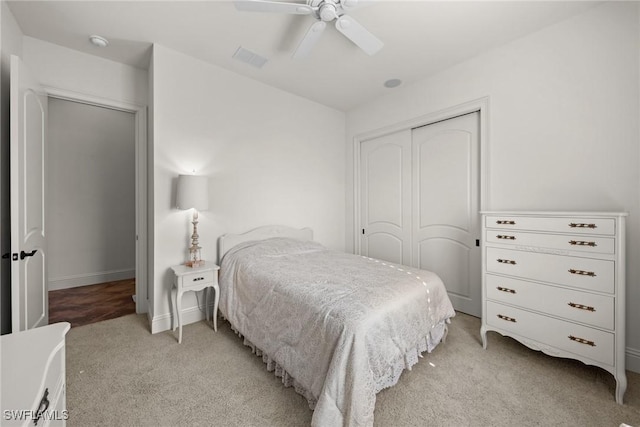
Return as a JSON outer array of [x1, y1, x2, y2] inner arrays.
[[8, 55, 147, 333], [47, 97, 136, 326]]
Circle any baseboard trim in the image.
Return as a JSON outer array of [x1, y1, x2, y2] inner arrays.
[[626, 346, 640, 373], [49, 268, 135, 290], [150, 305, 208, 335]]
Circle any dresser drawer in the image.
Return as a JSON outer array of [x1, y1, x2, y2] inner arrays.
[[486, 247, 614, 293], [484, 230, 615, 255], [485, 274, 614, 330], [42, 342, 64, 398], [486, 301, 614, 365], [486, 215, 615, 236]]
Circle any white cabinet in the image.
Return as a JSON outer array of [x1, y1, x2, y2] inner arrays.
[[480, 211, 626, 404], [1, 322, 71, 426]]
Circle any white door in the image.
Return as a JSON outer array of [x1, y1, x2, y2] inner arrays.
[[412, 112, 481, 316], [360, 129, 412, 265], [10, 55, 48, 331]]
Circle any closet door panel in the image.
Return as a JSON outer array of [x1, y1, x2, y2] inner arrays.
[[365, 234, 404, 265], [418, 237, 471, 300], [360, 130, 411, 265], [367, 143, 403, 226], [417, 131, 470, 231], [412, 112, 481, 316]]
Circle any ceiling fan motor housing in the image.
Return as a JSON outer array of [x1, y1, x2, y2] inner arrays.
[[315, 0, 340, 22]]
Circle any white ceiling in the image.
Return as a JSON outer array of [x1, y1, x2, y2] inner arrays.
[[7, 0, 599, 111]]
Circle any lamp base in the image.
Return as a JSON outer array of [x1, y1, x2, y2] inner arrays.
[[185, 260, 205, 268]]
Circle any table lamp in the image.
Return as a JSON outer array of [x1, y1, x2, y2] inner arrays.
[[176, 174, 209, 267]]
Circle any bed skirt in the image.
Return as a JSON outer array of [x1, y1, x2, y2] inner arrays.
[[228, 318, 450, 410]]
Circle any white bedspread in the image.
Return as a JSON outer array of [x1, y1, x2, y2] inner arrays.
[[219, 238, 455, 427]]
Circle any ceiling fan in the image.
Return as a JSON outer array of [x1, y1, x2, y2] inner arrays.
[[234, 0, 383, 59]]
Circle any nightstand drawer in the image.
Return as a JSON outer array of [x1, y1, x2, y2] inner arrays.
[[486, 274, 614, 330], [486, 215, 615, 236], [484, 230, 615, 255], [486, 247, 614, 293], [486, 301, 614, 365], [181, 270, 215, 287]]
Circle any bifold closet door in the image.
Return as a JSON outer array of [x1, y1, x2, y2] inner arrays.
[[411, 112, 481, 316], [359, 129, 412, 265]]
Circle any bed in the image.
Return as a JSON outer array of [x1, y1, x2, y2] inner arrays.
[[218, 225, 455, 427]]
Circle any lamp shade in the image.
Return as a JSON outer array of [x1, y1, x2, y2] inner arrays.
[[176, 175, 209, 211]]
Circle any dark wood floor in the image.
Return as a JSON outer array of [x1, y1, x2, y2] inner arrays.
[[49, 278, 136, 327]]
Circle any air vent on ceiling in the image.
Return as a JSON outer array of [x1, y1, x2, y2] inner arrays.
[[233, 47, 268, 69]]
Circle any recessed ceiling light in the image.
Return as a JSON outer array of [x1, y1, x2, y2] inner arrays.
[[89, 35, 109, 48], [384, 78, 402, 88]]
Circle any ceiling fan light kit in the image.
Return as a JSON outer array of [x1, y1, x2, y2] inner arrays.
[[234, 0, 383, 59]]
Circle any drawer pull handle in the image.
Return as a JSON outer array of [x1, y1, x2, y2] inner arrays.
[[497, 314, 517, 323], [496, 220, 516, 225], [497, 235, 516, 240], [568, 268, 596, 277], [497, 286, 516, 294], [569, 222, 597, 229], [568, 302, 596, 312], [569, 240, 597, 247], [569, 335, 596, 347], [34, 388, 49, 426], [497, 258, 516, 265]]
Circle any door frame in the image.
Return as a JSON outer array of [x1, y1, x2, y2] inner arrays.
[[44, 86, 148, 314], [352, 97, 490, 254]]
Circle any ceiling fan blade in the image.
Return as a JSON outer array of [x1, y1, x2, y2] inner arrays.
[[234, 0, 314, 15], [334, 15, 383, 55], [292, 21, 327, 59], [339, 0, 374, 11]]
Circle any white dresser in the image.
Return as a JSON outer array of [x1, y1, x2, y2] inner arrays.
[[1, 322, 71, 426], [480, 211, 626, 404]]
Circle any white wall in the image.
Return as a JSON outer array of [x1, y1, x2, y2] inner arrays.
[[47, 97, 136, 290], [150, 44, 345, 332], [0, 0, 24, 334], [22, 36, 147, 107], [346, 2, 640, 370]]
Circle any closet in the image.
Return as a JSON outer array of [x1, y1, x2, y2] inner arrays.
[[359, 112, 481, 316]]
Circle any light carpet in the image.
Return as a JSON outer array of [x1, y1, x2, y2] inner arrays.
[[65, 313, 640, 426]]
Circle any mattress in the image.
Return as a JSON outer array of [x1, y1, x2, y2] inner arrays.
[[219, 237, 455, 427]]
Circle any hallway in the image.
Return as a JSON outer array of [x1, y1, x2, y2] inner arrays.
[[49, 279, 135, 327]]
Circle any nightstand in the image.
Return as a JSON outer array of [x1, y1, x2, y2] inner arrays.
[[170, 261, 220, 343]]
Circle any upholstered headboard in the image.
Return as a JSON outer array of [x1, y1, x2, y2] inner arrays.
[[217, 225, 313, 263]]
